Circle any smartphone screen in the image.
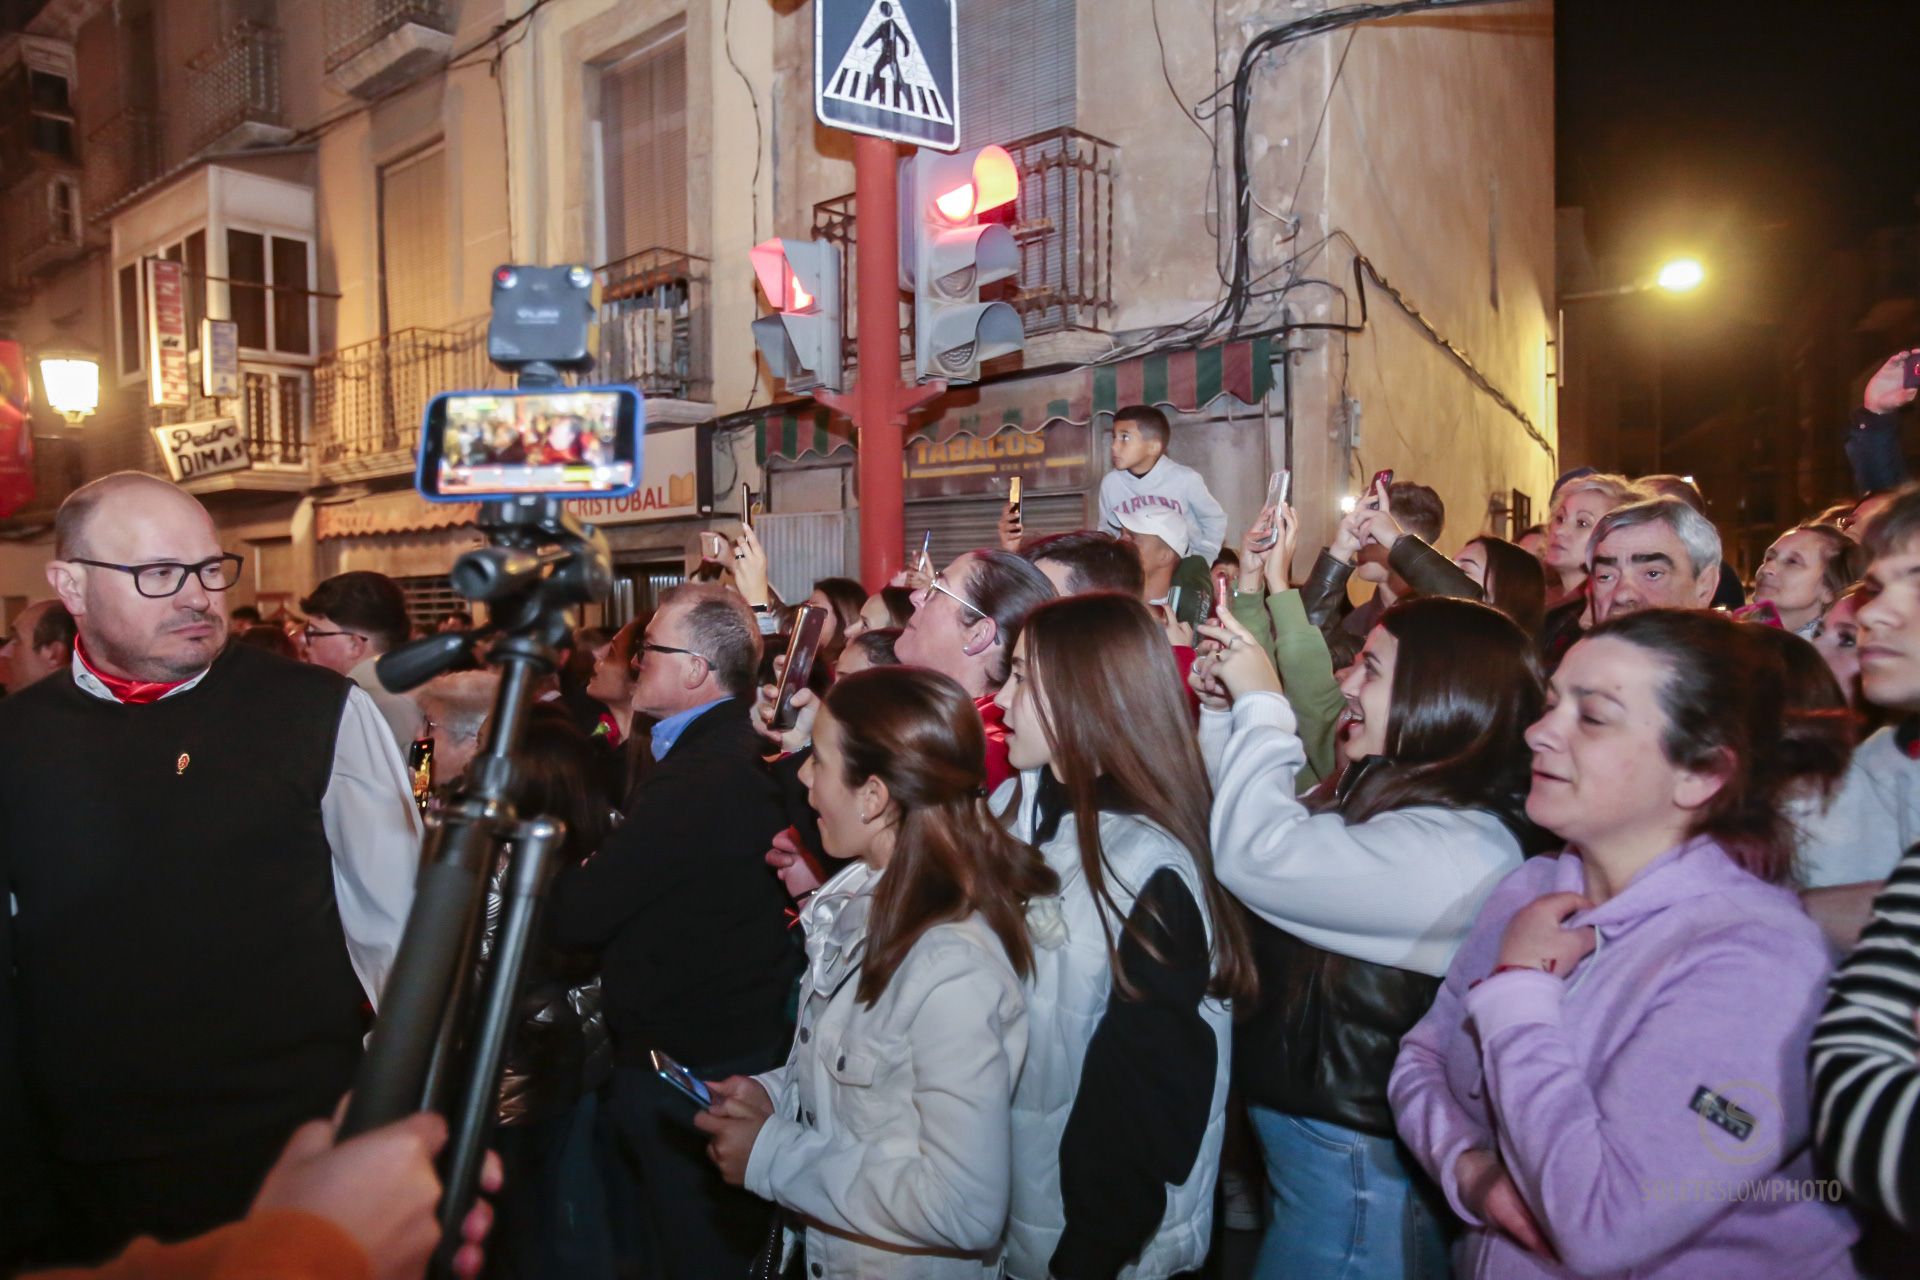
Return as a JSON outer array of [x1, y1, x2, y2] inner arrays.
[[1213, 575, 1230, 622], [917, 530, 934, 577], [1363, 468, 1394, 511], [1166, 585, 1184, 621], [419, 386, 642, 500], [1905, 352, 1920, 390], [774, 606, 829, 729], [650, 1049, 712, 1107], [1008, 476, 1023, 516]]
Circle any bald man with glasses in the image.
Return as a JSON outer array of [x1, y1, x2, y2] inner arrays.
[[0, 471, 422, 1267]]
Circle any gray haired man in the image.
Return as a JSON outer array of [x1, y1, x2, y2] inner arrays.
[[1587, 496, 1722, 623]]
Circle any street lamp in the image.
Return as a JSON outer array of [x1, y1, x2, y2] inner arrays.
[[36, 350, 100, 424], [1656, 257, 1705, 293]]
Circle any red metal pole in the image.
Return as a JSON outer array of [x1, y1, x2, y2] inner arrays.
[[852, 134, 906, 589], [817, 136, 946, 589]]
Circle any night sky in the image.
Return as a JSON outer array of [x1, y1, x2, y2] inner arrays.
[[1556, 0, 1913, 428], [1559, 0, 1912, 281]]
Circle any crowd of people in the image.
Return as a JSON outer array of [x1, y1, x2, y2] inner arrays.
[[9, 368, 1920, 1279]]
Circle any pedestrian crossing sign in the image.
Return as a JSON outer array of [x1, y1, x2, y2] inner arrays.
[[815, 0, 958, 150]]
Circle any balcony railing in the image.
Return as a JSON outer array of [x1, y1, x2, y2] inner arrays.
[[184, 22, 284, 155], [314, 318, 509, 471], [325, 0, 452, 72], [812, 126, 1116, 370], [85, 109, 164, 221], [4, 164, 84, 280], [595, 248, 712, 401]]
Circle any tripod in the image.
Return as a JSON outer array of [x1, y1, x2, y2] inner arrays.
[[338, 482, 613, 1275]]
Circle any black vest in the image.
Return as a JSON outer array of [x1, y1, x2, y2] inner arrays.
[[1, 643, 366, 1162]]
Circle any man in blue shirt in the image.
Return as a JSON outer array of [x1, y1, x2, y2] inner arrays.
[[548, 583, 798, 1279]]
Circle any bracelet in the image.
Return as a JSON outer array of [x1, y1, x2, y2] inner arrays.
[[1468, 962, 1543, 991]]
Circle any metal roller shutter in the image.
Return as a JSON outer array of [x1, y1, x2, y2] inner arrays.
[[904, 491, 1088, 570]]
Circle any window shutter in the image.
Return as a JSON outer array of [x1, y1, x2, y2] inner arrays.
[[380, 146, 450, 334], [957, 0, 1076, 149], [600, 34, 688, 263]]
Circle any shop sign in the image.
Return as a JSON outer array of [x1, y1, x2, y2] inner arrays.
[[902, 420, 1089, 500], [146, 258, 190, 408], [566, 426, 701, 525], [152, 417, 250, 482]]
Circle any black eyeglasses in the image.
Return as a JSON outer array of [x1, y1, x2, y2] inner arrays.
[[69, 554, 244, 599], [639, 641, 709, 662]]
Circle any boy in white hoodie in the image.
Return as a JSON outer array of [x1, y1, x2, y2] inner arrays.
[[1098, 406, 1228, 565]]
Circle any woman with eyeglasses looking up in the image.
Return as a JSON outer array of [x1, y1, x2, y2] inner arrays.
[[991, 593, 1256, 1280], [1192, 596, 1545, 1279], [696, 666, 1057, 1278]]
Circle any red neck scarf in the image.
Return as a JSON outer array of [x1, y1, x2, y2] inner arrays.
[[75, 640, 195, 705]]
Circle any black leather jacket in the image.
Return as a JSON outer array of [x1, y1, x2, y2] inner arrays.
[[1300, 535, 1484, 669], [482, 840, 614, 1127], [1233, 763, 1545, 1137]]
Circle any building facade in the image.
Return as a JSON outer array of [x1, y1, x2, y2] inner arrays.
[[0, 0, 1557, 626]]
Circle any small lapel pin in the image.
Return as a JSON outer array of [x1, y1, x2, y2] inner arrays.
[[176, 752, 190, 775]]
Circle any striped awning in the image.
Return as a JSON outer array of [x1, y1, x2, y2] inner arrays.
[[755, 337, 1275, 465], [1091, 336, 1275, 416]]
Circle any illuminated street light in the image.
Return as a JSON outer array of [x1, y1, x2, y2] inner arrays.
[[1656, 258, 1705, 293], [37, 351, 100, 423]]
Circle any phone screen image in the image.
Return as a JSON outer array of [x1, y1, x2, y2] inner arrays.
[[426, 388, 638, 498], [774, 607, 829, 729], [651, 1049, 712, 1107], [918, 530, 934, 577], [1008, 476, 1023, 514]]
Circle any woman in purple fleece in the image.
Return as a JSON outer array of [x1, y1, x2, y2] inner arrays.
[[1390, 609, 1862, 1279]]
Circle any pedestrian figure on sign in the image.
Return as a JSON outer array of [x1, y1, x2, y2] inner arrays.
[[864, 2, 910, 106]]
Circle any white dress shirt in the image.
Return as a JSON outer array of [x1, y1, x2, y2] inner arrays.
[[70, 650, 423, 1004], [349, 654, 428, 760]]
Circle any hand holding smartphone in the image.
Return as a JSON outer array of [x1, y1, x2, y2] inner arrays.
[[772, 607, 828, 730], [1250, 470, 1290, 551], [651, 1049, 713, 1108]]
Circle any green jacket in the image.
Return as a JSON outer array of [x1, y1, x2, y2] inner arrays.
[[1229, 587, 1343, 794]]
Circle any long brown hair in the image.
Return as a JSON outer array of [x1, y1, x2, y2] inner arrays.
[[1019, 594, 1257, 1004], [1468, 536, 1548, 636], [1338, 597, 1544, 824], [822, 667, 1059, 1005]]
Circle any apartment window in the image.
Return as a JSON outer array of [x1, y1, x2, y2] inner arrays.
[[241, 366, 309, 465], [598, 33, 687, 264], [117, 263, 141, 378], [27, 69, 75, 161], [380, 145, 450, 334], [116, 230, 211, 380], [228, 228, 314, 355]]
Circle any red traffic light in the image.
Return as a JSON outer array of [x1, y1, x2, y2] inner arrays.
[[930, 146, 1018, 223], [751, 238, 827, 312]]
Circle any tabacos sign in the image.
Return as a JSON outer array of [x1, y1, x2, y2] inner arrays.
[[152, 418, 250, 482]]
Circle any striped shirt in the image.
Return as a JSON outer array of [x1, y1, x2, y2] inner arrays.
[[1811, 839, 1920, 1228]]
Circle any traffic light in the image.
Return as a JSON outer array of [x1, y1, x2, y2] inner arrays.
[[901, 145, 1024, 383], [749, 238, 844, 394]]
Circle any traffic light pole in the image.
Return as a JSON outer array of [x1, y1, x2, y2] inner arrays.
[[817, 134, 945, 589]]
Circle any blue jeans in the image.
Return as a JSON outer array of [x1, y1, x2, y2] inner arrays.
[[1249, 1106, 1449, 1280]]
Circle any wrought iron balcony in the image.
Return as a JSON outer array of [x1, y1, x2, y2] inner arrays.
[[324, 0, 454, 100], [84, 109, 164, 222], [314, 318, 509, 479], [812, 126, 1116, 371], [595, 248, 712, 403], [184, 22, 288, 156]]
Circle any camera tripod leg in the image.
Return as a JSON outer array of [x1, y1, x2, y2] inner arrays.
[[433, 815, 568, 1272]]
